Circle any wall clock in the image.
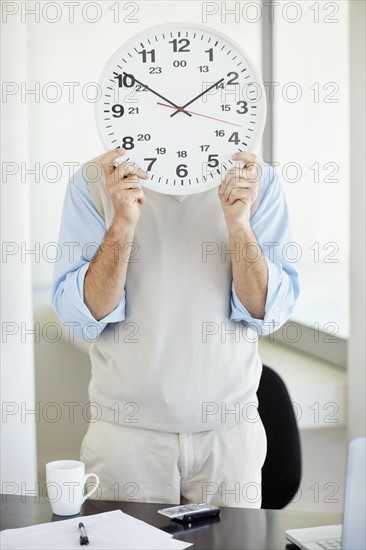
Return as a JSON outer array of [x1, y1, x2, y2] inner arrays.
[[96, 23, 267, 195]]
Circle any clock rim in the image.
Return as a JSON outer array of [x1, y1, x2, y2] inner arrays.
[[95, 21, 267, 196]]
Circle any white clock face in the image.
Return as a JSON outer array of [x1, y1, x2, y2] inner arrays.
[[96, 23, 266, 195]]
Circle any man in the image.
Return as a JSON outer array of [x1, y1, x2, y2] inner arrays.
[[52, 148, 299, 508]]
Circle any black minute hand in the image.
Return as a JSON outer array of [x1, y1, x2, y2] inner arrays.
[[123, 72, 191, 117], [170, 78, 225, 118]]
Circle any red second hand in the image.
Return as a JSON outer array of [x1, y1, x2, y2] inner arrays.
[[156, 102, 242, 127]]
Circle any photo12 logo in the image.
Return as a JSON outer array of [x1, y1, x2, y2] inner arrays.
[[201, 2, 340, 25], [1, 1, 140, 24]]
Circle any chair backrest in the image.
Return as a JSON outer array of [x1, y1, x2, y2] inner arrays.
[[257, 365, 302, 509]]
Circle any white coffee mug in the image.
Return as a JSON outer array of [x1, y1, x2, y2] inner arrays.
[[46, 460, 100, 516]]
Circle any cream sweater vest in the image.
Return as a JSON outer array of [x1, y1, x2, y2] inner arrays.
[[82, 155, 262, 432]]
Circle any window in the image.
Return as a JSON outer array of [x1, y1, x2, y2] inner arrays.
[[262, 1, 350, 366]]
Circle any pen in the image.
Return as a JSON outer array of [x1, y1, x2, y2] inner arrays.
[[78, 522, 89, 546]]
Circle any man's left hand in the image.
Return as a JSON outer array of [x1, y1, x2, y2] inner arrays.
[[219, 151, 262, 230]]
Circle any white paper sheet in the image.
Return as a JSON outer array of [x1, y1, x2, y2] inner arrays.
[[0, 510, 193, 549]]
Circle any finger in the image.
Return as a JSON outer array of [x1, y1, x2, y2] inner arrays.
[[226, 166, 257, 181], [117, 162, 150, 180], [223, 173, 252, 193], [121, 175, 141, 187], [219, 174, 236, 198], [108, 175, 142, 191], [219, 163, 240, 195], [100, 148, 126, 176], [113, 187, 145, 205], [231, 152, 262, 178], [220, 161, 246, 193], [224, 183, 246, 203], [227, 187, 256, 205], [123, 188, 145, 205], [224, 169, 260, 197], [243, 167, 260, 182], [231, 151, 259, 166], [114, 162, 150, 182], [137, 192, 145, 205], [224, 179, 257, 202]]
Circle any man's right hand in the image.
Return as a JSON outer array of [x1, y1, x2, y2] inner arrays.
[[100, 148, 150, 228], [84, 149, 149, 321]]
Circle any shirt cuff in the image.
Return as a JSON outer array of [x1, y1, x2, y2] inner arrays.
[[62, 262, 126, 341], [230, 257, 287, 335]]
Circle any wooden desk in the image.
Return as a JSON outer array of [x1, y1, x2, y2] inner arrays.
[[0, 495, 342, 549]]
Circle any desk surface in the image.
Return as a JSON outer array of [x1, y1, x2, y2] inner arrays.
[[0, 496, 342, 550]]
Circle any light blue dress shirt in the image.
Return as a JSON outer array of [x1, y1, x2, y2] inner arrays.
[[51, 163, 299, 341]]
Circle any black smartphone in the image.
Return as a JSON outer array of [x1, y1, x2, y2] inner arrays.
[[158, 503, 221, 523]]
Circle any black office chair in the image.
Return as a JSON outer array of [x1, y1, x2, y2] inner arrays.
[[257, 365, 302, 509]]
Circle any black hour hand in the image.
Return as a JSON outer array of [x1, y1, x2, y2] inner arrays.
[[122, 72, 191, 117]]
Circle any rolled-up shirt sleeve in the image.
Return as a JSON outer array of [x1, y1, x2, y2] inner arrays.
[[230, 164, 300, 335], [51, 167, 126, 341]]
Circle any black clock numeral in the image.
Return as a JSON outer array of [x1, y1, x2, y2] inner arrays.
[[114, 74, 122, 87], [122, 136, 134, 149], [173, 60, 187, 67], [115, 72, 135, 88], [144, 158, 157, 171], [169, 38, 190, 52], [128, 107, 139, 114], [111, 104, 124, 117], [215, 130, 225, 137], [155, 147, 166, 154], [205, 48, 214, 62], [216, 82, 224, 90], [176, 164, 188, 178], [207, 154, 219, 168], [137, 133, 151, 141], [200, 145, 210, 152], [227, 72, 239, 86], [199, 65, 209, 73], [138, 49, 156, 63], [136, 84, 148, 92], [236, 100, 248, 114], [228, 132, 240, 145], [149, 67, 162, 74], [220, 104, 231, 111], [176, 151, 187, 158]]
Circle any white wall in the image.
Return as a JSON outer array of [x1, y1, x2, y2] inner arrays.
[[290, 428, 347, 513], [0, 14, 37, 494], [34, 306, 91, 490]]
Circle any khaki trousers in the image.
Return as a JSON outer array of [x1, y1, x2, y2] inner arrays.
[[80, 417, 267, 508]]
